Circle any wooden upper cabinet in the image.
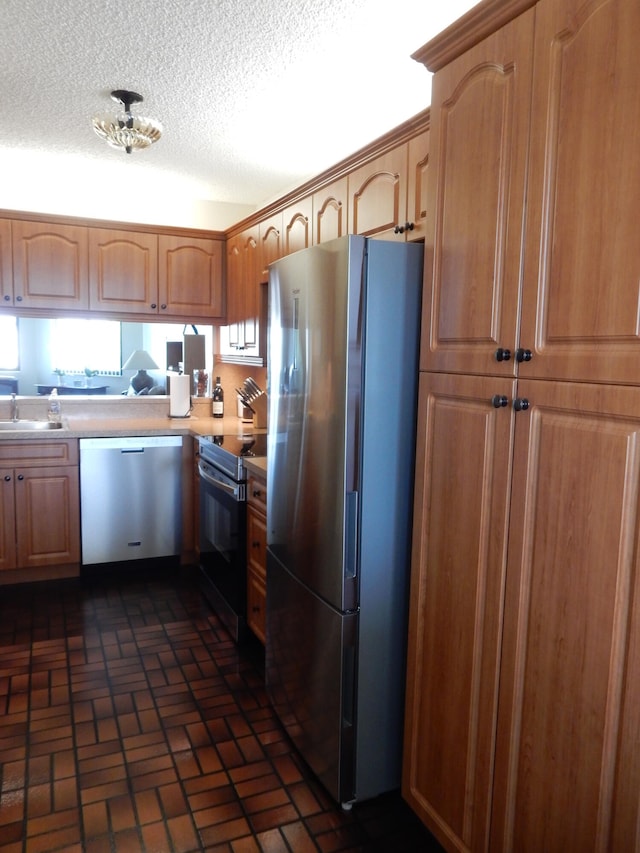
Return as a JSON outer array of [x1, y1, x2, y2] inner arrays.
[[158, 234, 223, 319], [88, 227, 158, 315], [312, 177, 348, 245], [348, 146, 408, 241], [259, 212, 282, 280], [520, 0, 640, 385], [420, 10, 535, 377], [226, 233, 243, 325], [12, 220, 89, 310], [225, 226, 261, 352], [406, 130, 429, 242], [0, 219, 12, 307], [282, 197, 313, 256]]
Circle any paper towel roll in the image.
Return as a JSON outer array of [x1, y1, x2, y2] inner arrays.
[[169, 374, 191, 418]]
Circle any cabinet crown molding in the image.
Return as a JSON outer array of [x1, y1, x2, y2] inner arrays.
[[412, 0, 537, 72]]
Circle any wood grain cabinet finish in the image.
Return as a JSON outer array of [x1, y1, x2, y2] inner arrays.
[[348, 145, 408, 242], [0, 440, 80, 573], [519, 0, 640, 385], [419, 10, 534, 377], [259, 212, 283, 281], [88, 227, 158, 315], [158, 234, 223, 319], [282, 197, 313, 256], [226, 226, 260, 351], [12, 220, 89, 310], [246, 471, 267, 644], [404, 372, 516, 852], [346, 135, 429, 243], [405, 0, 640, 850], [0, 219, 13, 306], [312, 177, 348, 245]]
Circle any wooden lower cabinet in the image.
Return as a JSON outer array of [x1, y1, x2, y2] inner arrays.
[[404, 373, 640, 852], [246, 470, 267, 643], [0, 440, 80, 576]]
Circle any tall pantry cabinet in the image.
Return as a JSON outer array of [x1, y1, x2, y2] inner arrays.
[[403, 0, 640, 851]]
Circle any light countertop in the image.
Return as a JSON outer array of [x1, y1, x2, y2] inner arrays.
[[0, 396, 266, 445]]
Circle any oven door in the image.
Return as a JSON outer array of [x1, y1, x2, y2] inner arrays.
[[198, 458, 247, 641]]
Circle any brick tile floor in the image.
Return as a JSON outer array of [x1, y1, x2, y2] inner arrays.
[[0, 568, 442, 852]]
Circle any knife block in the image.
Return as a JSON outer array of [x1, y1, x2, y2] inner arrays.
[[251, 394, 268, 429]]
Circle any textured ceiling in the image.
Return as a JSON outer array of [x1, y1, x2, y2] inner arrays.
[[0, 0, 477, 227]]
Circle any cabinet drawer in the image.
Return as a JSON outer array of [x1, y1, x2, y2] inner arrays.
[[247, 569, 266, 644], [247, 473, 267, 513], [247, 507, 267, 579], [0, 439, 79, 467]]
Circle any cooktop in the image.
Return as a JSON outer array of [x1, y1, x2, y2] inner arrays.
[[199, 432, 268, 458]]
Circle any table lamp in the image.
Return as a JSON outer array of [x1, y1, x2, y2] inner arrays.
[[122, 350, 159, 394]]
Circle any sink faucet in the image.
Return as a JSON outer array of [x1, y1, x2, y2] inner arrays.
[[10, 392, 18, 421]]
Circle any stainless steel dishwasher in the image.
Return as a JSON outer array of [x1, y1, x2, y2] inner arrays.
[[79, 436, 183, 565]]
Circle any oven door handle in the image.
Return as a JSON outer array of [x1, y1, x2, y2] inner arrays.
[[198, 460, 241, 498]]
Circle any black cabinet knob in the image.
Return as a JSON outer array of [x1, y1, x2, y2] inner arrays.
[[405, 221, 414, 232], [495, 348, 512, 362], [3, 475, 10, 482], [516, 348, 533, 362], [491, 394, 508, 408], [150, 303, 157, 309], [16, 295, 23, 302], [3, 294, 9, 301], [160, 304, 167, 310], [394, 224, 404, 234], [514, 398, 530, 411], [17, 473, 24, 480]]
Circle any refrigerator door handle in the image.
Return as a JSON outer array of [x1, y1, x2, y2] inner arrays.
[[293, 295, 299, 371], [345, 491, 358, 579]]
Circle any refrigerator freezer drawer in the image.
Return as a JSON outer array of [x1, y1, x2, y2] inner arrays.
[[266, 551, 357, 805]]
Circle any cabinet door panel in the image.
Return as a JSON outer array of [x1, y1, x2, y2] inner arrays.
[[349, 146, 407, 241], [493, 378, 640, 851], [283, 197, 312, 256], [12, 221, 89, 310], [313, 178, 347, 245], [421, 11, 534, 376], [14, 466, 80, 568], [158, 235, 223, 319], [89, 228, 158, 314], [259, 213, 282, 281], [247, 571, 266, 644], [0, 219, 12, 306], [521, 0, 640, 384], [0, 473, 16, 571], [407, 130, 429, 242], [403, 371, 516, 852]]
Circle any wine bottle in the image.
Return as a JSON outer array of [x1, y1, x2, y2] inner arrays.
[[212, 376, 224, 418]]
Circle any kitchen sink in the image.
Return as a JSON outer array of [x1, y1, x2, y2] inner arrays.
[[0, 420, 64, 431]]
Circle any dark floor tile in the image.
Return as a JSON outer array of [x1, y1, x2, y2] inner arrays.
[[0, 569, 442, 852]]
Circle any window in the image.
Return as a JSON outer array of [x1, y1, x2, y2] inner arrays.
[[50, 319, 122, 375], [0, 316, 19, 370]]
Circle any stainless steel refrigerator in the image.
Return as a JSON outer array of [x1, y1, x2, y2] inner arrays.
[[266, 234, 424, 807]]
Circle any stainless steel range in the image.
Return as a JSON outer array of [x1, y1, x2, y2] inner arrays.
[[197, 433, 267, 641]]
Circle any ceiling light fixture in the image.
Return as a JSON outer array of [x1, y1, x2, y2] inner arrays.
[[92, 90, 162, 155]]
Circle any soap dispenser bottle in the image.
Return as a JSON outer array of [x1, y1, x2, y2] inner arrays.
[[47, 388, 61, 424]]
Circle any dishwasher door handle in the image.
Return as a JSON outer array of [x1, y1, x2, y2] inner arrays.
[[120, 447, 145, 453]]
